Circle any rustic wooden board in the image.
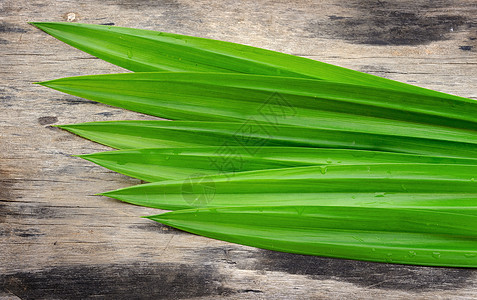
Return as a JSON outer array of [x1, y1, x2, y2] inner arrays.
[[1, 0, 476, 299]]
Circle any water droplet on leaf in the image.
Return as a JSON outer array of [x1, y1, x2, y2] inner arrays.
[[320, 166, 327, 174], [385, 253, 393, 262]]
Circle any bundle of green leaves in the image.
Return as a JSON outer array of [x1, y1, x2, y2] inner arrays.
[[32, 22, 477, 267]]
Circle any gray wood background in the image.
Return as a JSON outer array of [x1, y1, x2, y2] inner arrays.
[[1, 0, 476, 299]]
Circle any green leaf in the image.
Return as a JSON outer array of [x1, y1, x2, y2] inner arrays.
[[38, 73, 477, 133], [147, 205, 477, 267], [30, 22, 465, 99], [57, 121, 477, 158], [79, 147, 477, 182], [101, 163, 477, 210]]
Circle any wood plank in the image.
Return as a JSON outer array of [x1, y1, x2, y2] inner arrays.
[[1, 0, 477, 298]]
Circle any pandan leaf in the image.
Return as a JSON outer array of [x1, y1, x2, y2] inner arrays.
[[78, 147, 305, 182], [30, 22, 466, 100], [79, 147, 477, 182], [101, 164, 477, 210], [38, 73, 477, 132], [57, 121, 477, 158], [147, 205, 477, 267]]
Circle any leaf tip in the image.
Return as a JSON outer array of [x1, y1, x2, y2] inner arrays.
[[52, 124, 68, 130], [28, 22, 50, 31], [97, 190, 121, 200], [77, 154, 100, 164], [34, 81, 51, 87], [143, 214, 164, 221], [28, 22, 64, 30]]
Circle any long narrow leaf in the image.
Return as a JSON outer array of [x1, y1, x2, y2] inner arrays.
[[147, 206, 477, 267], [38, 73, 477, 133], [30, 22, 465, 99], [101, 164, 477, 210], [57, 121, 477, 158], [80, 147, 477, 182]]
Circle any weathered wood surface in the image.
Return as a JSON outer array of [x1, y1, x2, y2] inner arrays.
[[1, 0, 476, 299]]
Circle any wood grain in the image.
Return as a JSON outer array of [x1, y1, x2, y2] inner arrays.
[[1, 0, 476, 299]]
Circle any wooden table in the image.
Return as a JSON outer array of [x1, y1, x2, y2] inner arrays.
[[1, 0, 476, 298]]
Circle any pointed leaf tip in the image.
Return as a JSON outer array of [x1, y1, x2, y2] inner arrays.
[[34, 81, 51, 87], [29, 22, 54, 31], [144, 214, 165, 221], [52, 124, 68, 129], [79, 155, 106, 165], [97, 191, 122, 201], [28, 22, 40, 28]]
